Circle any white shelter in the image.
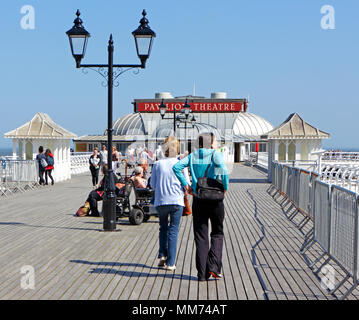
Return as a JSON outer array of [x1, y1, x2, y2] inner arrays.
[[4, 112, 77, 182], [261, 113, 330, 181]]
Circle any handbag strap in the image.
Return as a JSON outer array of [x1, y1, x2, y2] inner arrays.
[[204, 150, 215, 177]]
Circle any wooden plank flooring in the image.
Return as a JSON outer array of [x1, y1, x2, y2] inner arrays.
[[0, 163, 356, 300]]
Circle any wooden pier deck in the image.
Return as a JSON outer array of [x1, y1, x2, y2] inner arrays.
[[0, 163, 357, 300]]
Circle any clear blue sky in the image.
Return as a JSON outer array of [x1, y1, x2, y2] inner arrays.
[[0, 0, 358, 149]]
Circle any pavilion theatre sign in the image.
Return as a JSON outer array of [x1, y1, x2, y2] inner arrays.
[[134, 100, 247, 113]]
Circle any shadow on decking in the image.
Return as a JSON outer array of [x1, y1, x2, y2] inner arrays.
[[0, 222, 25, 225], [69, 259, 197, 281], [229, 179, 268, 184]]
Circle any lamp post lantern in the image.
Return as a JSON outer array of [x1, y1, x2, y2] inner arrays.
[[160, 98, 196, 134], [182, 99, 191, 119], [132, 10, 156, 68], [66, 9, 156, 231], [159, 99, 177, 133], [66, 10, 91, 68], [159, 98, 196, 153]]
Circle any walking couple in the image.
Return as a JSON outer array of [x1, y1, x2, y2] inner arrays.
[[150, 133, 229, 281], [36, 146, 55, 186]]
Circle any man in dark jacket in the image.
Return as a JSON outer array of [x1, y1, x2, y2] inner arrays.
[[35, 146, 46, 185], [86, 165, 124, 216]]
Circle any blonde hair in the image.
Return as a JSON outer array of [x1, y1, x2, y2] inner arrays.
[[163, 136, 180, 158]]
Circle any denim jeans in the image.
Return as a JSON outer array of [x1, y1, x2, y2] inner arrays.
[[156, 205, 183, 267]]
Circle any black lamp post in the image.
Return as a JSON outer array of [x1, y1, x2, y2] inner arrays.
[[66, 9, 156, 231], [159, 98, 196, 152], [159, 98, 196, 132]]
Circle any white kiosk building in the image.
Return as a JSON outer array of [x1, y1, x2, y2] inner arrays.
[[262, 112, 330, 181], [4, 112, 77, 182]]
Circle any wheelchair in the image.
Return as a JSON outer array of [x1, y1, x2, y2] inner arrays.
[[115, 176, 157, 225]]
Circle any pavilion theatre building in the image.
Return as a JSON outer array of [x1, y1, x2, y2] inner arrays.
[[74, 92, 274, 163]]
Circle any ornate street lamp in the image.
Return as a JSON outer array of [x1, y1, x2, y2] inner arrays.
[[159, 98, 196, 138], [159, 99, 167, 119], [132, 10, 156, 68], [66, 10, 91, 68], [66, 9, 156, 232], [182, 98, 191, 119]]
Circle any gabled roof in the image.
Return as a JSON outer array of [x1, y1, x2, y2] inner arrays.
[[4, 112, 77, 139], [261, 113, 330, 140]]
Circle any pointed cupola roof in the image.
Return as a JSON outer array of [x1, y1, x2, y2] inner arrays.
[[261, 113, 330, 139], [4, 112, 77, 139]]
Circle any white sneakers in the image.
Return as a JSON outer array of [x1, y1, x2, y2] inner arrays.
[[158, 257, 176, 271], [163, 264, 176, 271]]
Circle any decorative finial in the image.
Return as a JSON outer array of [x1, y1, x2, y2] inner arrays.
[[73, 9, 83, 27], [140, 9, 149, 26]]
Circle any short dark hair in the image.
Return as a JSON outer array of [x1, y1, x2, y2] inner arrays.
[[102, 164, 108, 175], [39, 146, 44, 153], [197, 132, 215, 149]]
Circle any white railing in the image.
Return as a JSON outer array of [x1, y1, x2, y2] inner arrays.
[[70, 153, 92, 175], [322, 152, 359, 161], [0, 160, 40, 197], [319, 164, 359, 194], [69, 153, 142, 175], [270, 161, 359, 299]]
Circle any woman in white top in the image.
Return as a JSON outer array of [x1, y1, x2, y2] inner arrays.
[[150, 136, 190, 271], [140, 147, 154, 164], [89, 147, 102, 189]]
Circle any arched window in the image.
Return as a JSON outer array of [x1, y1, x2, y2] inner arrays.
[[25, 141, 33, 160], [301, 141, 308, 160], [278, 142, 286, 161], [288, 142, 296, 161]]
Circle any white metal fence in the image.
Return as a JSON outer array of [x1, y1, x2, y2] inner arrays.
[[271, 161, 359, 299], [70, 153, 143, 175], [0, 160, 40, 197], [320, 164, 359, 194], [322, 152, 359, 161], [70, 153, 92, 175]]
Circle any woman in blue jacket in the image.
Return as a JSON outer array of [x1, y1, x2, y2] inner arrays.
[[173, 132, 229, 281]]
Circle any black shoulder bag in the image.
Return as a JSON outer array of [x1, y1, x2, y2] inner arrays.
[[196, 151, 225, 201]]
